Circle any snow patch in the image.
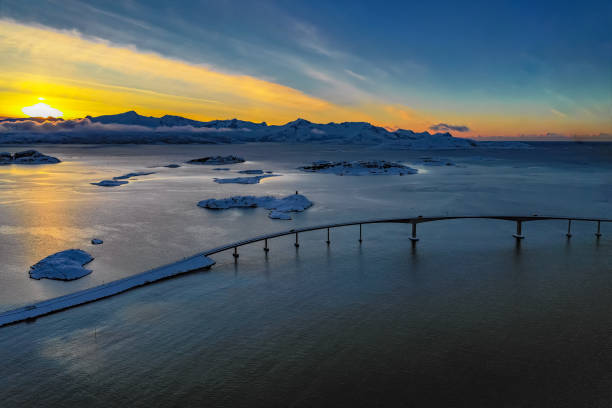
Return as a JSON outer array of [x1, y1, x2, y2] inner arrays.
[[29, 249, 94, 281]]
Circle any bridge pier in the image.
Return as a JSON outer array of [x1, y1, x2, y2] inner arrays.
[[513, 221, 525, 240], [326, 228, 330, 245], [566, 219, 572, 238], [409, 221, 419, 242], [359, 224, 363, 243], [233, 247, 239, 258], [596, 221, 602, 237], [295, 232, 299, 248], [263, 238, 269, 252]]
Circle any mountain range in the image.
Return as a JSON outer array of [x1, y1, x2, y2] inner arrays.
[[0, 111, 527, 148]]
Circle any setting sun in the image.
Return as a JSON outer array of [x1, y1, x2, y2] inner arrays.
[[21, 102, 63, 118]]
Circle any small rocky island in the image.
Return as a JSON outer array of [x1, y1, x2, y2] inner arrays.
[[186, 155, 245, 165], [299, 160, 417, 176], [91, 171, 156, 187], [29, 249, 94, 281], [0, 150, 61, 165]]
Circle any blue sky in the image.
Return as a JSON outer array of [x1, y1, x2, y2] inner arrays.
[[1, 0, 611, 137]]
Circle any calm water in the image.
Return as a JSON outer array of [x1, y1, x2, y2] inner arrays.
[[0, 143, 611, 406]]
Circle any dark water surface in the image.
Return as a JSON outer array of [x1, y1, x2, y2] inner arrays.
[[1, 220, 611, 407], [1, 143, 611, 406]]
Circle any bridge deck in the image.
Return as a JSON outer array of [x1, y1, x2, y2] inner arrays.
[[0, 215, 609, 328]]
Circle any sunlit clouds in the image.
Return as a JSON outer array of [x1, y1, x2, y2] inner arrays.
[[0, 16, 610, 137], [0, 20, 384, 127], [22, 102, 63, 118]]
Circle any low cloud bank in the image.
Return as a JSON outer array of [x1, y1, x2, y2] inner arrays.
[[0, 118, 245, 134], [429, 123, 470, 132]]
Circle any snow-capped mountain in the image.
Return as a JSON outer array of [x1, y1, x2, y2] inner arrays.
[[0, 111, 529, 148], [86, 111, 161, 127], [87, 111, 267, 130]]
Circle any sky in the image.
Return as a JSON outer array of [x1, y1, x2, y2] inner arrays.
[[0, 0, 611, 138]]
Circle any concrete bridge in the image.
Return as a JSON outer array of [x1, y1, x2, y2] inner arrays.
[[0, 215, 609, 328]]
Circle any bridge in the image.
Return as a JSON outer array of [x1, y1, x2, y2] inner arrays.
[[0, 215, 609, 328]]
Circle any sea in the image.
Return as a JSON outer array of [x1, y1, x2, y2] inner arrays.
[[0, 142, 611, 406]]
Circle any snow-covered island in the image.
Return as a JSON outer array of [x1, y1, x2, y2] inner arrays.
[[213, 174, 279, 184], [186, 155, 245, 165], [29, 249, 94, 281], [0, 150, 61, 165], [299, 160, 418, 176], [198, 194, 313, 220]]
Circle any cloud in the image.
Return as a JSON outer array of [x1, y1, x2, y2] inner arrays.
[[22, 103, 64, 118], [344, 69, 367, 81], [291, 19, 346, 59], [429, 123, 470, 132], [0, 19, 339, 122], [0, 20, 466, 134], [0, 118, 244, 133], [549, 108, 567, 118]]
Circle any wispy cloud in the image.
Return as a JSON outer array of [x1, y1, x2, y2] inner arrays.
[[345, 69, 367, 81], [290, 19, 346, 59], [549, 108, 567, 118]]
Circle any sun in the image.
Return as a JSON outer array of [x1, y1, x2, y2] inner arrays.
[[22, 100, 63, 118]]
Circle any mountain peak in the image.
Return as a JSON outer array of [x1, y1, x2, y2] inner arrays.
[[88, 111, 160, 127], [286, 118, 312, 127]]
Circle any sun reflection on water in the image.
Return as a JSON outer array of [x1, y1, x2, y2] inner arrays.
[[0, 162, 98, 274]]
